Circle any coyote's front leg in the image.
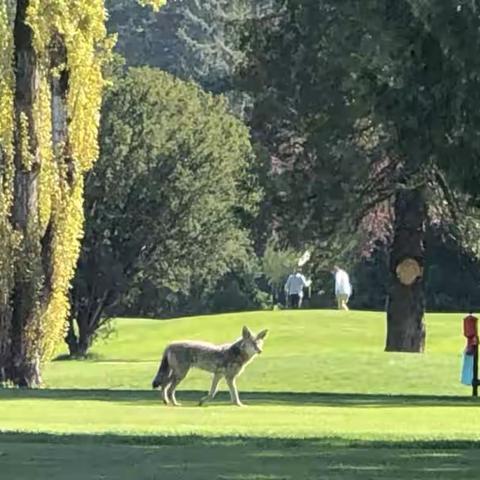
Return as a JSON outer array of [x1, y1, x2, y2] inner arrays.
[[226, 376, 244, 407]]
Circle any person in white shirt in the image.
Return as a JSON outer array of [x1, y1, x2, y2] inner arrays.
[[284, 268, 312, 308], [332, 265, 352, 311]]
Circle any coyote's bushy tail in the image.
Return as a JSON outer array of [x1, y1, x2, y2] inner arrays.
[[152, 350, 170, 389]]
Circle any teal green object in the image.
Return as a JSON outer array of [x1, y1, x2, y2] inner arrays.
[[461, 351, 474, 385]]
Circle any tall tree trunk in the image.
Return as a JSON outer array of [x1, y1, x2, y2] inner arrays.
[[385, 188, 426, 352], [9, 0, 43, 387], [65, 315, 94, 358], [5, 3, 69, 387], [65, 317, 79, 356]]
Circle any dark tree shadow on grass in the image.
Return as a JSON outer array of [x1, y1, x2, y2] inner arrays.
[[0, 388, 478, 408], [0, 431, 479, 480]]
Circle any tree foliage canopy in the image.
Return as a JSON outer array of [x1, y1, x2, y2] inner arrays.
[[243, 0, 480, 254], [0, 0, 166, 386], [241, 0, 480, 350], [0, 0, 111, 386], [68, 67, 260, 355]]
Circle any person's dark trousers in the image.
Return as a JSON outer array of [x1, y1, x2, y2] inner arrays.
[[289, 294, 300, 308]]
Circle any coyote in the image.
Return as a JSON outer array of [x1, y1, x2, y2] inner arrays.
[[152, 326, 268, 407]]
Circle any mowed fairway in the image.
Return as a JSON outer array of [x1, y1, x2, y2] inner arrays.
[[2, 310, 480, 479]]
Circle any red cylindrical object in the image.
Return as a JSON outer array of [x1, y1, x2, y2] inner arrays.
[[464, 315, 479, 347]]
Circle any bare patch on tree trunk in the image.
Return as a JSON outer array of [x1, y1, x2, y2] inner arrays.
[[395, 258, 423, 286]]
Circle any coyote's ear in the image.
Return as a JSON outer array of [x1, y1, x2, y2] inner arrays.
[[242, 326, 253, 339], [256, 329, 269, 341]]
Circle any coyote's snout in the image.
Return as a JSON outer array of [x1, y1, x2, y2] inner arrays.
[[152, 326, 268, 407]]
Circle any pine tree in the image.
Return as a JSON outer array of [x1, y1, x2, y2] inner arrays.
[[176, 0, 249, 92], [176, 0, 278, 116]]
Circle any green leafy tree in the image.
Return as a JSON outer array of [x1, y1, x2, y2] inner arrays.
[[66, 67, 259, 356], [242, 0, 480, 351], [0, 0, 110, 387], [243, 2, 380, 256], [0, 0, 167, 386]]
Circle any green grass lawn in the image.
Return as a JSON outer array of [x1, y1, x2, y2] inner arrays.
[[44, 310, 467, 395], [1, 310, 479, 479], [2, 433, 480, 480]]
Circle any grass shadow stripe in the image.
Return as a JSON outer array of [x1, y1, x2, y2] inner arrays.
[[0, 388, 477, 407]]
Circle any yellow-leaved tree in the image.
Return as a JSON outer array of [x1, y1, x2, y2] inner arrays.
[[0, 0, 165, 387]]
